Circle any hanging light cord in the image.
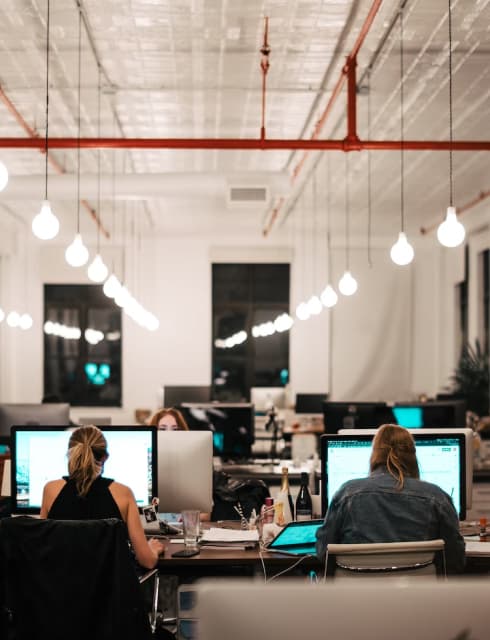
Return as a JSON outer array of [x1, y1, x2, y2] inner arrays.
[[96, 67, 101, 254], [44, 0, 50, 200], [312, 172, 318, 293], [110, 111, 117, 273], [448, 0, 453, 207], [76, 6, 82, 234], [367, 66, 373, 268], [302, 192, 307, 300], [345, 154, 350, 270], [326, 154, 332, 282], [400, 5, 405, 234]]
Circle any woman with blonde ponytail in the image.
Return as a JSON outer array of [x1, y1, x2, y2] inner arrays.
[[40, 425, 164, 569], [315, 424, 465, 573]]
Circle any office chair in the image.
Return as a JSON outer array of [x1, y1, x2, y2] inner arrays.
[[325, 539, 446, 579], [0, 516, 157, 640]]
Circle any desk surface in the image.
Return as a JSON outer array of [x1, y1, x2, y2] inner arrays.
[[156, 523, 490, 574], [160, 539, 318, 568]]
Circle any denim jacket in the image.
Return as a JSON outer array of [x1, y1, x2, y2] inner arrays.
[[315, 467, 465, 573]]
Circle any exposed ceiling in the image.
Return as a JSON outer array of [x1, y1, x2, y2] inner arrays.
[[0, 0, 488, 244]]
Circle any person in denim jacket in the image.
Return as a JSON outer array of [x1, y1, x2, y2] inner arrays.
[[316, 424, 465, 573]]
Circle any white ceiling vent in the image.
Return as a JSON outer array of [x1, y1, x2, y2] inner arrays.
[[227, 185, 270, 208]]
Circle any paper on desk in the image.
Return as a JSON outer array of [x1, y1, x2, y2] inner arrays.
[[200, 527, 259, 543], [464, 539, 490, 555]]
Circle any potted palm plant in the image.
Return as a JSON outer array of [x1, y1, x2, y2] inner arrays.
[[449, 340, 489, 418]]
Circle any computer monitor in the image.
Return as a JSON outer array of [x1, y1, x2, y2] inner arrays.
[[320, 431, 466, 519], [295, 393, 328, 414], [163, 385, 211, 407], [78, 417, 112, 426], [322, 401, 392, 433], [10, 426, 157, 514], [339, 427, 474, 510], [157, 430, 213, 513], [391, 400, 466, 428], [0, 403, 70, 446], [250, 387, 286, 413], [179, 403, 255, 459]]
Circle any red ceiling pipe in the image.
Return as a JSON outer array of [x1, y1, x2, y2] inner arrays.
[[265, 0, 385, 235], [0, 85, 109, 238], [0, 137, 489, 151], [345, 56, 361, 149], [262, 196, 285, 238]]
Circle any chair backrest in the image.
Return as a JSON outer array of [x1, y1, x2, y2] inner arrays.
[[326, 539, 446, 578], [0, 516, 152, 640]]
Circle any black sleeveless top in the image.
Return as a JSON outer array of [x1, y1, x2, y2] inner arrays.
[[48, 476, 123, 520]]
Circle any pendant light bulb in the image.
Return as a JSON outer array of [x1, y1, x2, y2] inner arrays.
[[65, 233, 89, 267], [338, 270, 358, 296], [6, 311, 20, 327], [390, 231, 414, 266], [295, 302, 310, 321], [0, 160, 8, 192], [307, 295, 323, 316], [114, 285, 130, 308], [19, 313, 33, 330], [321, 284, 338, 308], [32, 199, 60, 240], [87, 254, 109, 283], [103, 274, 122, 298], [437, 206, 465, 248], [0, 307, 5, 323]]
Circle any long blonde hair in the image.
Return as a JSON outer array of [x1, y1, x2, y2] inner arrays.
[[370, 424, 419, 489], [68, 425, 108, 497]]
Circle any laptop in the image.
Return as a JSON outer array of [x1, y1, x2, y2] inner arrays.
[[266, 520, 323, 556]]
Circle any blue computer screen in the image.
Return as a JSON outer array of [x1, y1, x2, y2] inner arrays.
[[11, 426, 156, 513], [392, 406, 424, 428], [321, 432, 466, 519]]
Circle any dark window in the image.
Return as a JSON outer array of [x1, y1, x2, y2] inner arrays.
[[44, 284, 122, 407], [456, 245, 469, 355], [212, 264, 290, 401]]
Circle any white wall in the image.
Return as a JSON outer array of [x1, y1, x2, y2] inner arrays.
[[2, 206, 487, 421]]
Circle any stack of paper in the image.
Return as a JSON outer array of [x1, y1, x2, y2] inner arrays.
[[200, 527, 259, 549]]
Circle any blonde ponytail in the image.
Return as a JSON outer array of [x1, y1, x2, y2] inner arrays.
[[67, 426, 108, 497]]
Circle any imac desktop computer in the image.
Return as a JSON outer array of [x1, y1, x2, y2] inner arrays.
[[295, 393, 328, 415], [322, 401, 393, 433], [10, 426, 157, 514], [0, 402, 70, 447], [320, 431, 467, 520], [156, 430, 213, 513], [390, 399, 466, 428], [179, 403, 254, 460], [162, 385, 211, 407]]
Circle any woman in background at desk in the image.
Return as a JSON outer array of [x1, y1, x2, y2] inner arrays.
[[316, 424, 465, 573], [149, 407, 189, 431], [40, 425, 164, 569]]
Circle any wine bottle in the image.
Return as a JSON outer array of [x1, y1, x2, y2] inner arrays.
[[295, 472, 313, 521], [277, 467, 294, 523]]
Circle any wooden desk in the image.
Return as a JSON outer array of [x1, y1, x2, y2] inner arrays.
[[158, 526, 490, 577], [158, 525, 320, 580]]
